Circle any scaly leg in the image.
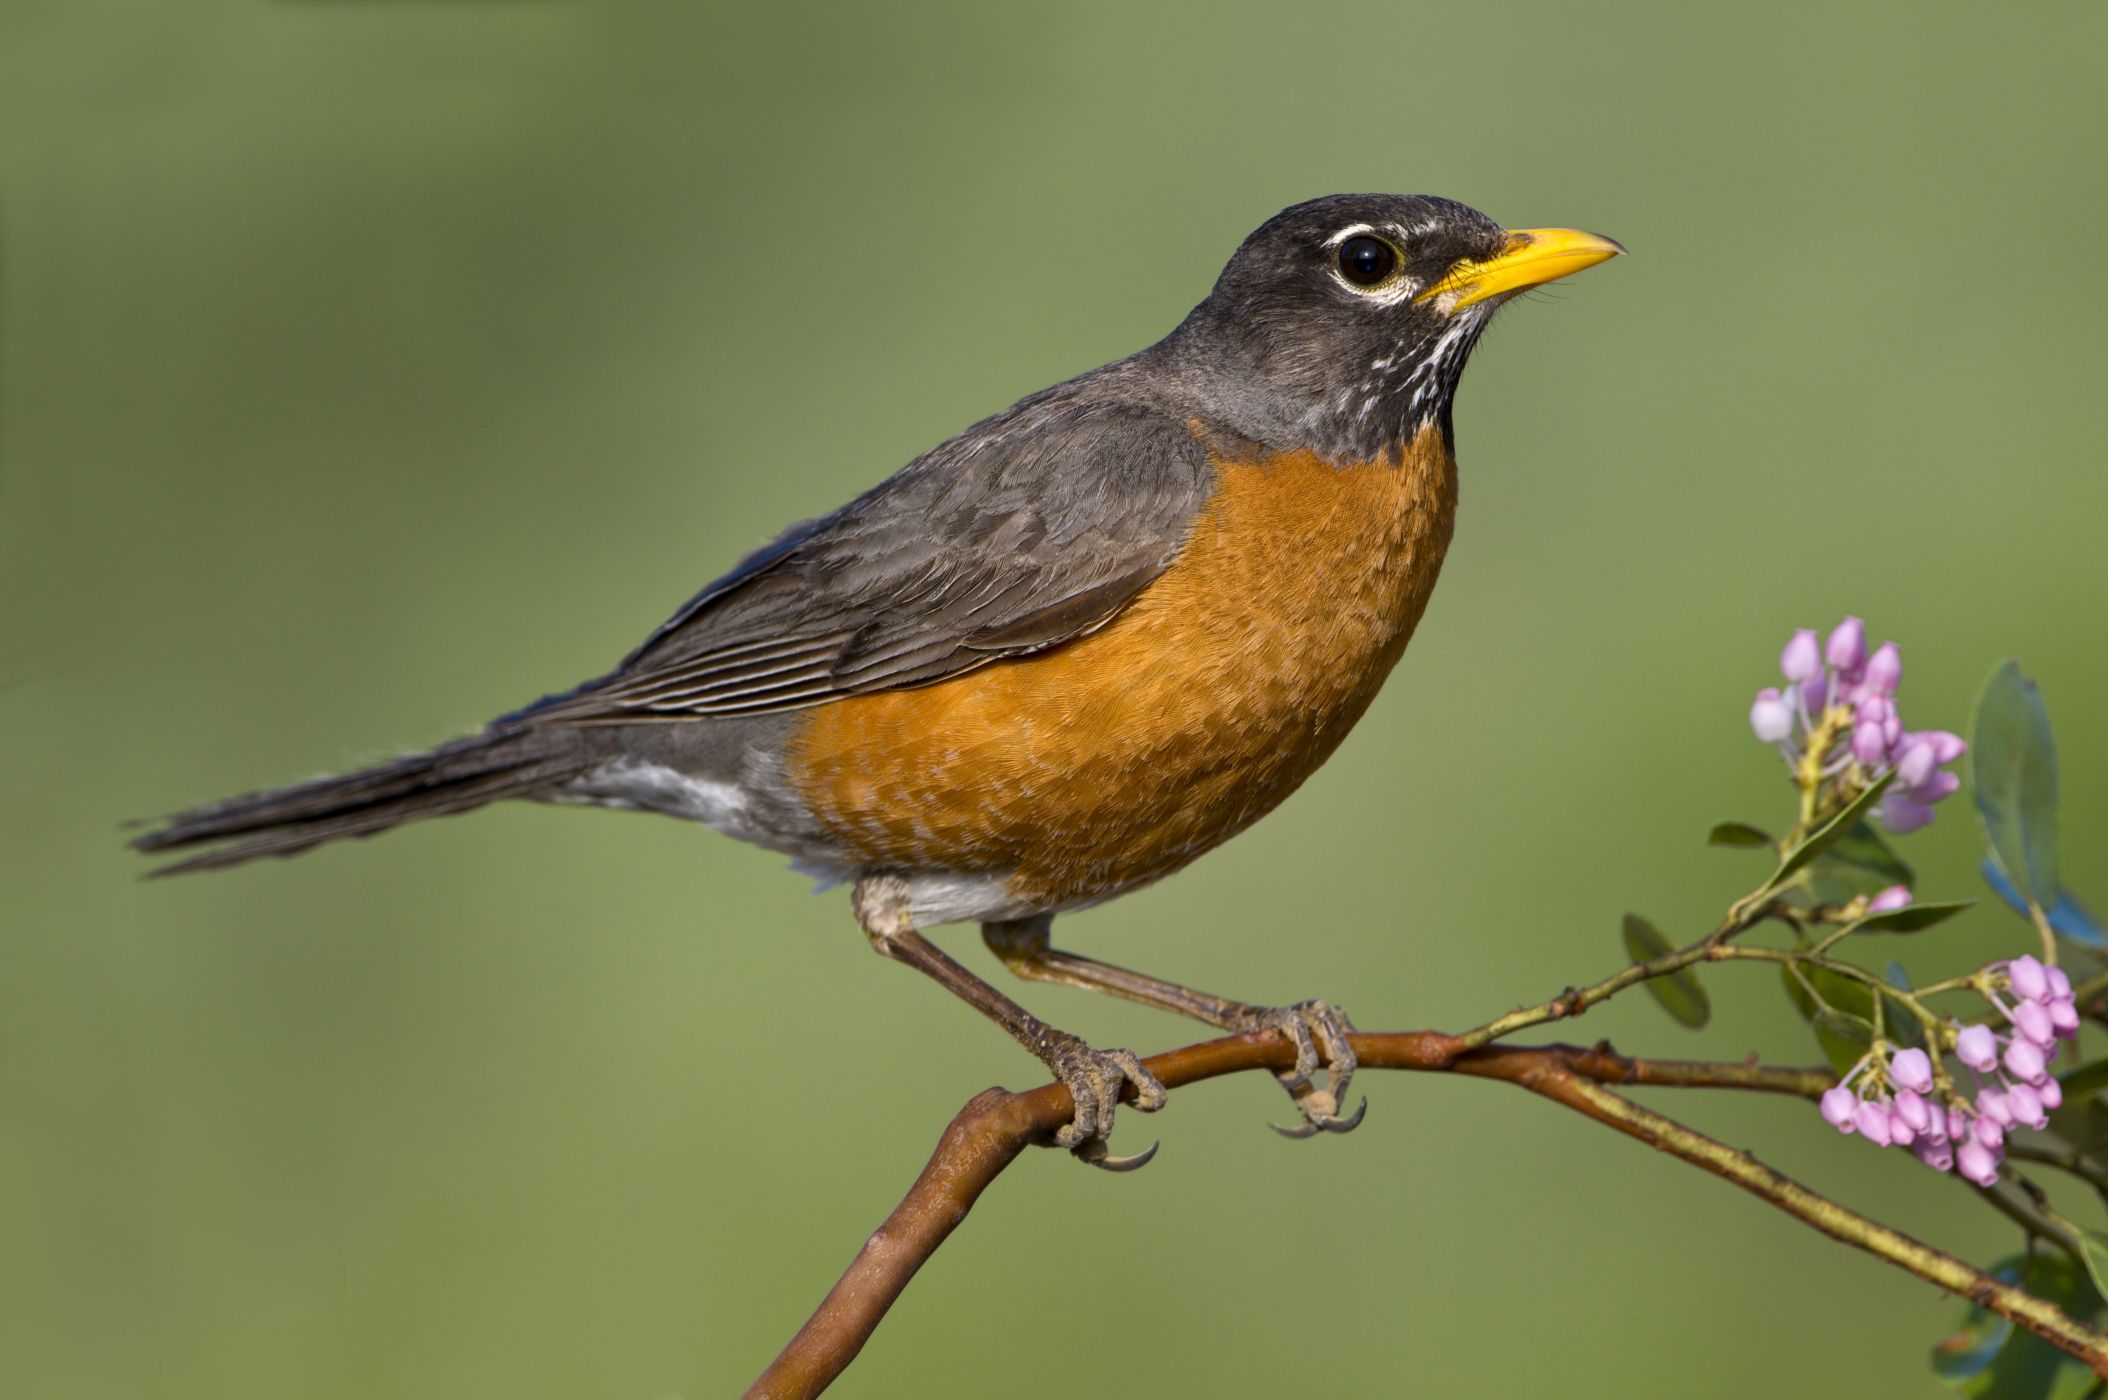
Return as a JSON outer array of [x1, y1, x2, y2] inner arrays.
[[852, 876, 1165, 1169], [982, 914, 1364, 1137]]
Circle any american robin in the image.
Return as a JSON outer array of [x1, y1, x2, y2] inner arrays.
[[136, 194, 1622, 1166]]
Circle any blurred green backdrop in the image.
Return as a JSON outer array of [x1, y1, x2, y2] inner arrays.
[[4, 2, 2106, 1396]]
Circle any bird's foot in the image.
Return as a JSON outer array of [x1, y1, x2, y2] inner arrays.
[[1036, 1028, 1167, 1171], [1228, 999, 1365, 1138]]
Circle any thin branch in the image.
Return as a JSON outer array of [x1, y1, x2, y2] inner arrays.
[[742, 1034, 2104, 1399]]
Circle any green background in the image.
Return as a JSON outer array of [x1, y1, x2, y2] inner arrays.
[[5, 3, 2106, 1396]]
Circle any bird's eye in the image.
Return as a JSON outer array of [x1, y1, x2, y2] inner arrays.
[[1336, 234, 1400, 288]]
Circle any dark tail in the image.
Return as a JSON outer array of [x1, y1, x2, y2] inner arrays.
[[133, 725, 592, 876]]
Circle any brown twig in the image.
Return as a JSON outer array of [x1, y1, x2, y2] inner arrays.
[[741, 1032, 2108, 1397]]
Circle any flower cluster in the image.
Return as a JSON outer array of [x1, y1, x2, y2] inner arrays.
[[1748, 616, 1967, 833], [1819, 956, 2076, 1187]]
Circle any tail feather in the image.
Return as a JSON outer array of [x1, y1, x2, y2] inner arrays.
[[133, 726, 590, 876]]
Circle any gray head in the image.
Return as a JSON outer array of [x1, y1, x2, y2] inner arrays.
[[1150, 194, 1623, 462]]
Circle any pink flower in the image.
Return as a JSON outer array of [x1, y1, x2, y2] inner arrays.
[[1854, 1101, 1894, 1146], [1888, 1047, 1933, 1091], [1781, 629, 1821, 683], [2007, 1083, 2049, 1131], [1750, 688, 1794, 743], [1821, 1085, 1858, 1130], [1954, 1024, 1999, 1072], [1867, 886, 1914, 916], [1826, 617, 1867, 676], [2009, 956, 2050, 1002], [1863, 642, 1902, 697], [1893, 1087, 1933, 1131], [2004, 1038, 2049, 1086], [1956, 1138, 2000, 1187], [2013, 1000, 2056, 1048]]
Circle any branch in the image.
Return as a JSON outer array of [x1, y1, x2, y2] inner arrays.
[[743, 1032, 2105, 1398]]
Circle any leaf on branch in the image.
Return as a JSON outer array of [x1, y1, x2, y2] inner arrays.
[[1708, 821, 1773, 848], [1620, 913, 1709, 1029], [1756, 774, 1897, 904], [2079, 1232, 2108, 1324], [1782, 961, 1919, 1069], [1982, 859, 2107, 952], [1811, 1009, 1873, 1075], [1805, 821, 1917, 904], [1933, 1252, 2105, 1397], [1971, 661, 2061, 912], [1839, 900, 1976, 937]]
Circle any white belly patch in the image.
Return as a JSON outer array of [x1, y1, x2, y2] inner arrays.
[[555, 759, 1040, 926]]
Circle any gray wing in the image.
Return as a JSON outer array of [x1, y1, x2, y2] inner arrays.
[[545, 386, 1217, 721]]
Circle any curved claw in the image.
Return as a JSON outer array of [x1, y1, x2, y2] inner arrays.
[[1073, 1137, 1160, 1172], [1268, 1115, 1323, 1141], [1322, 1096, 1369, 1134]]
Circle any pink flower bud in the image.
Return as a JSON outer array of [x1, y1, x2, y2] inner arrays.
[[1896, 740, 1939, 791], [1907, 771, 1960, 805], [2040, 1077, 2065, 1111], [1948, 1106, 1972, 1140], [1974, 1115, 2005, 1149], [2008, 1082, 2049, 1130], [1914, 730, 1968, 765], [1879, 794, 1936, 834], [1853, 720, 1892, 766], [1826, 616, 1867, 676], [1892, 1087, 1933, 1131], [2050, 998, 2081, 1037], [1954, 1024, 1999, 1072], [1858, 695, 1894, 725], [1867, 886, 1914, 916], [1854, 1100, 1894, 1146], [2013, 999, 2056, 1048], [2010, 956, 2050, 1002], [1749, 687, 1794, 744], [1977, 1087, 2013, 1126], [1915, 1137, 1955, 1172], [1781, 629, 1821, 683], [1956, 1138, 2001, 1187], [1888, 1047, 1933, 1090], [1820, 1085, 1858, 1130], [2046, 965, 2073, 999], [1801, 669, 1829, 715], [1864, 642, 1902, 697], [2005, 1038, 2049, 1084]]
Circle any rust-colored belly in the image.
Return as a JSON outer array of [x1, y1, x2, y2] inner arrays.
[[788, 427, 1458, 911]]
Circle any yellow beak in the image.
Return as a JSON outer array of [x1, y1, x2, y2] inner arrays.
[[1418, 227, 1626, 311]]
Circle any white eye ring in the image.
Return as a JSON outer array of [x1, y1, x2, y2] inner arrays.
[[1323, 224, 1418, 304]]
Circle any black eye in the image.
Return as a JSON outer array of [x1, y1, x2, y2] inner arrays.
[[1337, 234, 1399, 287]]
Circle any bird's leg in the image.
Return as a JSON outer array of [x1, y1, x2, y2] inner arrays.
[[851, 876, 1165, 1169], [982, 914, 1363, 1138]]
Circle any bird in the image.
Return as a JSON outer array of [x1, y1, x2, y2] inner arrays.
[[135, 194, 1623, 1168]]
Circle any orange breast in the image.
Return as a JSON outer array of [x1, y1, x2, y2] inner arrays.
[[787, 424, 1458, 911]]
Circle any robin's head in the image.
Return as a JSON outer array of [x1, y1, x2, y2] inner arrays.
[[1156, 194, 1622, 462]]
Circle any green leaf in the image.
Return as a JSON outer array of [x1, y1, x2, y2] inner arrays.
[[1932, 1258, 2017, 1384], [1935, 1252, 2106, 1397], [1805, 821, 1917, 904], [1841, 900, 1977, 936], [2079, 1231, 2108, 1316], [1620, 914, 1709, 1029], [1972, 661, 2061, 910], [1812, 1008, 1874, 1076], [1708, 821, 1772, 848], [2045, 1060, 2108, 1162], [1751, 774, 1896, 906], [1782, 960, 1919, 1062]]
